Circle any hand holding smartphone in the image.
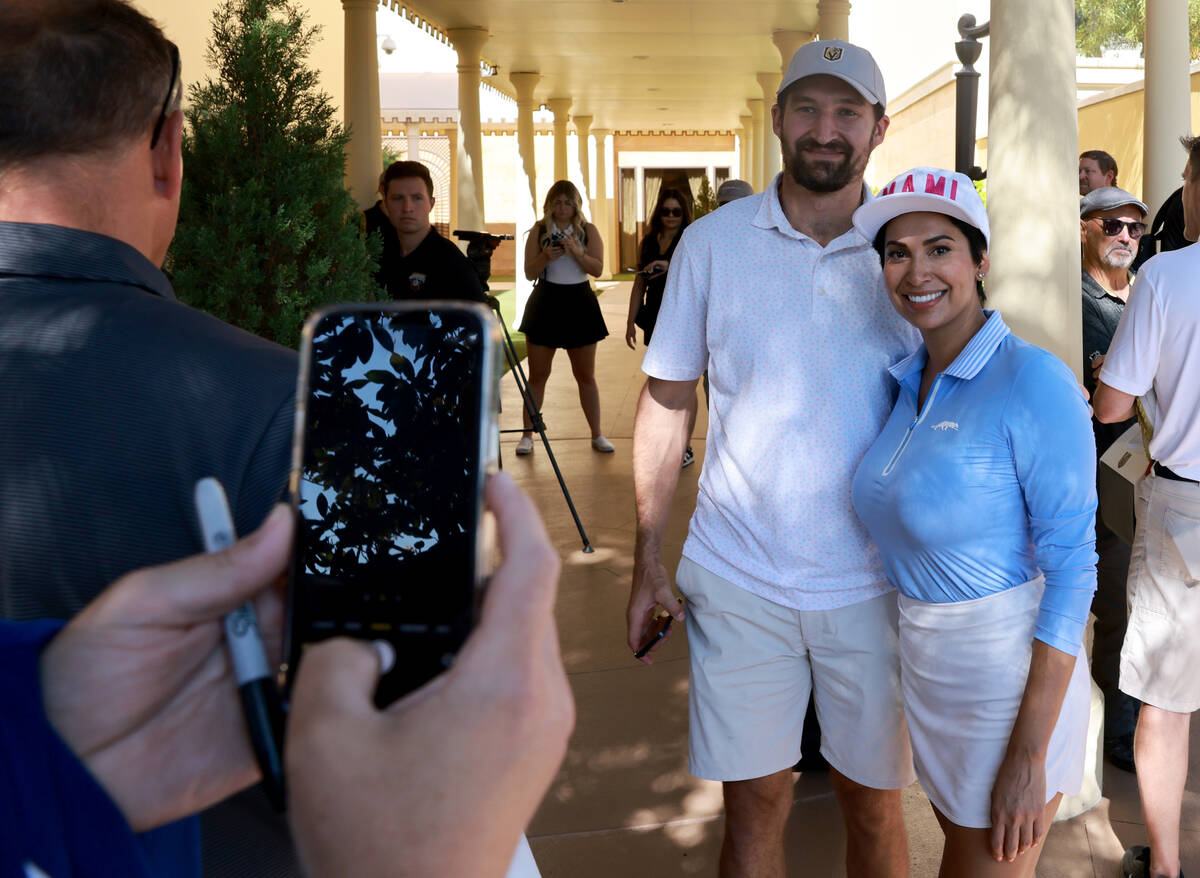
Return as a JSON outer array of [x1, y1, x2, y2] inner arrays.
[[284, 303, 499, 708]]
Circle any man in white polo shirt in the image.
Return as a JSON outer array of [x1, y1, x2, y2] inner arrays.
[[626, 40, 919, 876], [1096, 136, 1200, 878]]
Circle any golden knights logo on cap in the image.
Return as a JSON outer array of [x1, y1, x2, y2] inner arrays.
[[823, 46, 843, 62]]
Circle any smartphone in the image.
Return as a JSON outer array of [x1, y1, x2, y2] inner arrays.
[[634, 614, 674, 659], [284, 302, 499, 707]]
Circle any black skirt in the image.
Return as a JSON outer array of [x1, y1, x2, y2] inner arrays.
[[518, 280, 609, 349]]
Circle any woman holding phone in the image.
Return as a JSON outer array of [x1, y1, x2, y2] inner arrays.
[[516, 180, 611, 455], [625, 187, 691, 349], [849, 167, 1097, 876]]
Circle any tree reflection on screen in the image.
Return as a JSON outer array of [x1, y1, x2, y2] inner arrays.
[[297, 310, 481, 623]]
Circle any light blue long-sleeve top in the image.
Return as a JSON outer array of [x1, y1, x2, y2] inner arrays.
[[851, 311, 1098, 655]]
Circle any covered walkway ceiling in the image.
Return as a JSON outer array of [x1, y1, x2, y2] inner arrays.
[[384, 1, 823, 131]]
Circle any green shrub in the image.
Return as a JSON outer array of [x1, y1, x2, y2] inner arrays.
[[166, 0, 380, 348]]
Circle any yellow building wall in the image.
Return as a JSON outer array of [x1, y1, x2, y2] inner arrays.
[[1078, 89, 1146, 200], [867, 78, 958, 189], [133, 0, 345, 121], [877, 68, 1200, 210]]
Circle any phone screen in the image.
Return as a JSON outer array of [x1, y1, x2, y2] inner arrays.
[[286, 305, 493, 705]]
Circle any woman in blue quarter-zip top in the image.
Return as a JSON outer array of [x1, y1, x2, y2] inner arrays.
[[850, 167, 1098, 878]]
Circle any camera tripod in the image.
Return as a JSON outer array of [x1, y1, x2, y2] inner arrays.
[[455, 230, 594, 553]]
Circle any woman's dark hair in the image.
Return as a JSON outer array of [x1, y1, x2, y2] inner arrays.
[[647, 187, 692, 238], [872, 214, 988, 304]]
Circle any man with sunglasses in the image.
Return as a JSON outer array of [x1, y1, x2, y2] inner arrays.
[[1079, 186, 1147, 778]]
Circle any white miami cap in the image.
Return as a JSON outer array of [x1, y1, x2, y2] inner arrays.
[[778, 40, 886, 110], [853, 167, 989, 246]]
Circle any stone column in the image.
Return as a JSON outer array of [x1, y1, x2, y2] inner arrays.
[[548, 97, 572, 183], [341, 0, 381, 208], [1144, 0, 1192, 214], [509, 71, 541, 210], [757, 72, 783, 185], [990, 0, 1102, 823], [448, 26, 489, 232], [766, 31, 813, 191], [571, 113, 590, 197], [747, 98, 765, 191], [988, 0, 1079, 370], [817, 0, 852, 41], [739, 113, 753, 183], [404, 121, 421, 161], [592, 127, 614, 277]]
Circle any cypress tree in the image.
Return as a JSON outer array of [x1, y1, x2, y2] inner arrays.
[[166, 0, 380, 348]]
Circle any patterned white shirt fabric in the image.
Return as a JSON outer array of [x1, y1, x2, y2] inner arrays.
[[642, 175, 920, 610], [1100, 244, 1200, 480]]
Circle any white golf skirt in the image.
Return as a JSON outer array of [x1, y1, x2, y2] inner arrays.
[[899, 576, 1090, 828]]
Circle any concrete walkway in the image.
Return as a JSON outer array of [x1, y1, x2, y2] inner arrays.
[[501, 283, 1196, 877]]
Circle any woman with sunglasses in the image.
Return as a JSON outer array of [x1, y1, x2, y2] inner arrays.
[[625, 188, 691, 350], [850, 168, 1097, 876], [516, 180, 612, 456]]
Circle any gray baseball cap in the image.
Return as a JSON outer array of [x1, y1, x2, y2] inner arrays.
[[716, 179, 754, 204], [778, 40, 886, 111], [1079, 186, 1147, 218]]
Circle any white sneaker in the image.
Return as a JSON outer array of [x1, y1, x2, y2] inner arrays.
[[681, 446, 695, 468], [591, 435, 615, 453], [515, 436, 534, 455]]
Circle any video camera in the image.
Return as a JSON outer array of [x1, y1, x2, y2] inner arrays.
[[453, 229, 514, 292]]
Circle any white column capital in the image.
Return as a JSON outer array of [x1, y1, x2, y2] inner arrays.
[[573, 114, 594, 134], [817, 0, 852, 42], [756, 71, 782, 100], [546, 96, 573, 118], [339, 0, 377, 10], [509, 71, 541, 106], [448, 27, 489, 69], [591, 127, 612, 138], [771, 30, 812, 67]]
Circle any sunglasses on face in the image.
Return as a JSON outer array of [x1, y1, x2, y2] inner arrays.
[[1091, 217, 1147, 239], [660, 207, 683, 217]]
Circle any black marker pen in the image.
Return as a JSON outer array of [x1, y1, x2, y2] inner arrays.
[[194, 477, 287, 811]]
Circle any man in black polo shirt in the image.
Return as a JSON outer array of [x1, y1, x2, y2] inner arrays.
[[1080, 184, 1147, 774], [373, 160, 487, 302]]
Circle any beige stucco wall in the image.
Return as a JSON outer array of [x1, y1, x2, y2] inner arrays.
[[868, 71, 959, 188], [1078, 88, 1147, 201], [878, 64, 1200, 210], [133, 0, 345, 121]]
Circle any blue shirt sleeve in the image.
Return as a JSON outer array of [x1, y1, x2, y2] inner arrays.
[[1003, 354, 1099, 654], [0, 620, 200, 878]]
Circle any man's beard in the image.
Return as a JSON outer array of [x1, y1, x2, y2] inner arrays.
[[783, 136, 863, 193], [1101, 243, 1136, 270]]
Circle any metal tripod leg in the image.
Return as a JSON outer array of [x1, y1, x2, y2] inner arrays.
[[492, 304, 594, 553]]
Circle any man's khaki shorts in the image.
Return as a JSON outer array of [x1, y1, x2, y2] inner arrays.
[[676, 556, 915, 788], [1121, 474, 1200, 713]]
